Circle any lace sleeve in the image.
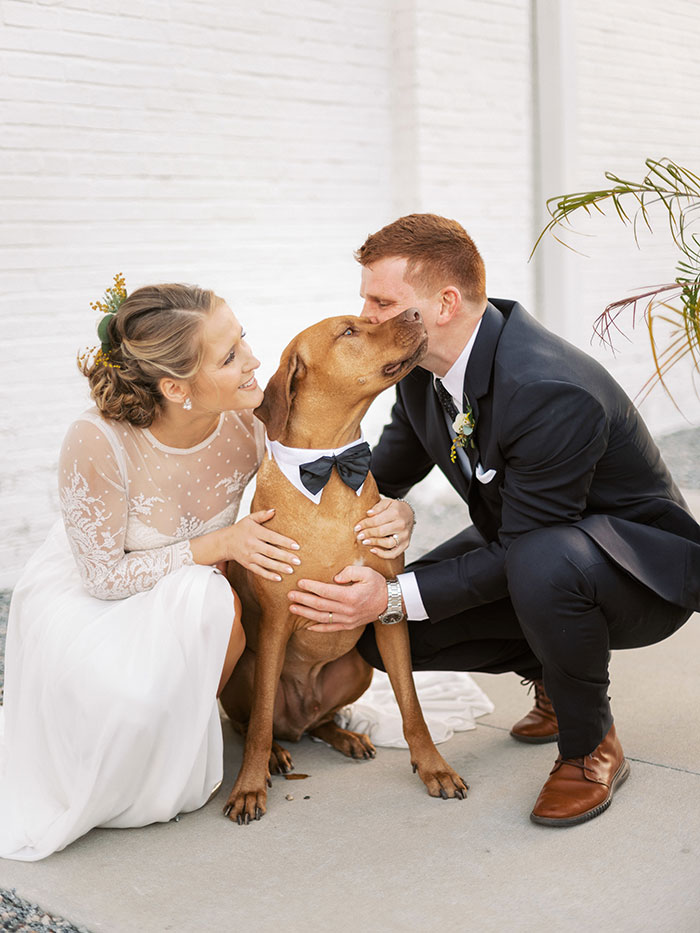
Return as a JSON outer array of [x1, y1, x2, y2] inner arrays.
[[58, 419, 194, 600]]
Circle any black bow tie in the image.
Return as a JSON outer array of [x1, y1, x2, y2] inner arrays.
[[299, 442, 372, 495]]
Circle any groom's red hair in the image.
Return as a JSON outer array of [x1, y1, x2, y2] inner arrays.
[[355, 213, 486, 304]]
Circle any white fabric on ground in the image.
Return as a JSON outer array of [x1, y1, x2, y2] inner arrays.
[[335, 670, 494, 748]]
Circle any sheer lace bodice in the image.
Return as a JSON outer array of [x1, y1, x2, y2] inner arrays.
[[58, 407, 265, 599]]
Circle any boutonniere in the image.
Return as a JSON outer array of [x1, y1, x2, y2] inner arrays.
[[450, 406, 475, 462]]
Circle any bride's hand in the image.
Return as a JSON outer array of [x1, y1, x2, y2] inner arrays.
[[354, 497, 415, 558], [225, 509, 301, 581]]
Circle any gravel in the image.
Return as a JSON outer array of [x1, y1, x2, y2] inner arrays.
[[0, 424, 696, 932], [0, 891, 91, 933]]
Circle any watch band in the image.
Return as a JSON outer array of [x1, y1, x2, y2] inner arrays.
[[379, 577, 405, 625]]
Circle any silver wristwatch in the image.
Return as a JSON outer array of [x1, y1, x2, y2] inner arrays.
[[378, 577, 405, 625]]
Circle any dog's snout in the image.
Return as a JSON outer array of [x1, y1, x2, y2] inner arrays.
[[401, 307, 422, 324]]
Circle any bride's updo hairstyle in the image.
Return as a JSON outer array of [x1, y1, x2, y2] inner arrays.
[[81, 284, 218, 427]]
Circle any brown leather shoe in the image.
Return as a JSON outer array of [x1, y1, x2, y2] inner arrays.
[[530, 723, 630, 826], [510, 679, 559, 744]]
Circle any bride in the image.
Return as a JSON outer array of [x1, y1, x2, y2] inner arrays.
[[0, 279, 303, 861]]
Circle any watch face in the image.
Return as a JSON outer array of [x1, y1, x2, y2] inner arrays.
[[380, 612, 402, 625]]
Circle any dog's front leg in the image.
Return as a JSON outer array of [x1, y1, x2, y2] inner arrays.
[[224, 619, 289, 824], [373, 620, 469, 800]]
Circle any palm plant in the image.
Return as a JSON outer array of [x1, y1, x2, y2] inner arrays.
[[534, 158, 700, 404]]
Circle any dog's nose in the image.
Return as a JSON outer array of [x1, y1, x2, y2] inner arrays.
[[401, 307, 422, 323]]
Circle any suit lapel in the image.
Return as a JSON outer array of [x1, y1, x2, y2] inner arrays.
[[463, 302, 506, 424], [463, 303, 506, 526], [463, 303, 505, 461]]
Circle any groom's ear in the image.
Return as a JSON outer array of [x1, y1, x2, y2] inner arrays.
[[254, 347, 306, 441], [436, 285, 462, 324]]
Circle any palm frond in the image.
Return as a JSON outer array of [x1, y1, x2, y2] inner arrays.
[[534, 158, 700, 395]]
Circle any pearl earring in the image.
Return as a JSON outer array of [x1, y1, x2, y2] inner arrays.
[[183, 397, 192, 411]]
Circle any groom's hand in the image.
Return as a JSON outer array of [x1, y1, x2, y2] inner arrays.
[[288, 565, 388, 632]]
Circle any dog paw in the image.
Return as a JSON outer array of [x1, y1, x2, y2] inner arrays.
[[338, 729, 376, 760], [223, 784, 268, 824], [412, 754, 469, 800], [309, 722, 376, 760], [269, 741, 294, 774]]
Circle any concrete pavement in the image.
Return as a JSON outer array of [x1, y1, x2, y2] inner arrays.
[[1, 493, 699, 933]]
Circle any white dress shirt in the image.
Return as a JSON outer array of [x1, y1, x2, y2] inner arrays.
[[397, 319, 482, 621]]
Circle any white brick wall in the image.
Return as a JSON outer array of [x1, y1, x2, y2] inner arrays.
[[1, 0, 699, 585], [0, 0, 397, 585], [410, 0, 535, 305]]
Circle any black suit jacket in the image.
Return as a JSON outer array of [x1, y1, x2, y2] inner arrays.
[[371, 299, 700, 623]]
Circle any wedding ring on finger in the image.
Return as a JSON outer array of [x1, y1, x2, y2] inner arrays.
[[328, 611, 333, 624], [392, 534, 399, 547]]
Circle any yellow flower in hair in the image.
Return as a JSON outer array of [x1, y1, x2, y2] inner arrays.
[[77, 273, 128, 370], [90, 272, 127, 316], [91, 273, 127, 356]]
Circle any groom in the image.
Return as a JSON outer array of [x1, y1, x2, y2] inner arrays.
[[287, 213, 700, 826]]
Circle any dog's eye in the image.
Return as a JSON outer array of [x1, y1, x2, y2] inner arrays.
[[342, 327, 355, 337]]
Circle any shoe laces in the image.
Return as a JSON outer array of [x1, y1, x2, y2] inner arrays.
[[520, 678, 549, 710], [554, 754, 597, 778]]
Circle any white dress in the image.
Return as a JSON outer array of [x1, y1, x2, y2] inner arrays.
[[0, 406, 265, 861]]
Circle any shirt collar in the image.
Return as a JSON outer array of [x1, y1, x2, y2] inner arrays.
[[266, 434, 367, 505], [437, 317, 483, 411]]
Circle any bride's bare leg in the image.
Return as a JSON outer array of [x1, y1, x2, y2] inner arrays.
[[217, 588, 245, 697]]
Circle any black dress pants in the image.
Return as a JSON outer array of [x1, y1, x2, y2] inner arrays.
[[356, 523, 692, 758]]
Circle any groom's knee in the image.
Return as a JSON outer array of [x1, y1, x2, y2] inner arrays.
[[505, 525, 599, 624]]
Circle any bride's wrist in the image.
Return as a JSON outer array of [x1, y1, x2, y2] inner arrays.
[[396, 497, 416, 531], [190, 529, 227, 567]]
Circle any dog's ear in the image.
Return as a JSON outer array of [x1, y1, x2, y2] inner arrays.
[[254, 350, 306, 441]]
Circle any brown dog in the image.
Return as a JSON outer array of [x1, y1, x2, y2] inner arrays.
[[220, 310, 468, 823]]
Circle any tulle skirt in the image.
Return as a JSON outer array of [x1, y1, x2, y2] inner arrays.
[[0, 520, 234, 861]]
